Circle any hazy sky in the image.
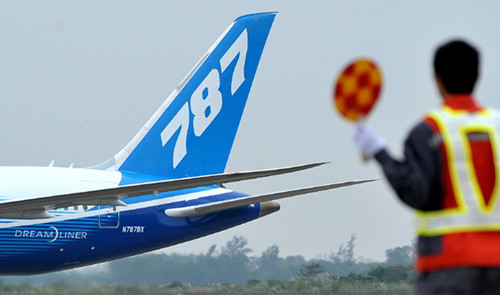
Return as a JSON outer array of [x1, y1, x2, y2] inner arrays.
[[1, 1, 500, 262]]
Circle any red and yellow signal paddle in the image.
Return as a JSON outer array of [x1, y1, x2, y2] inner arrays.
[[333, 59, 382, 121]]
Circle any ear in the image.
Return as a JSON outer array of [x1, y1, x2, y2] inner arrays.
[[435, 75, 449, 101]]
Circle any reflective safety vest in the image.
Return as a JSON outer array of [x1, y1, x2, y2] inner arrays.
[[416, 106, 500, 237]]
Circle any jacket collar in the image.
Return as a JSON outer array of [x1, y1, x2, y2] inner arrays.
[[443, 94, 483, 111]]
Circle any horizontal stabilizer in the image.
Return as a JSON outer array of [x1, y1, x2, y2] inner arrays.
[[164, 179, 376, 217], [0, 162, 326, 218]]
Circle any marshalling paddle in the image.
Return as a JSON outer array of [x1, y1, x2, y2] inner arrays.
[[333, 58, 382, 122], [333, 58, 383, 161]]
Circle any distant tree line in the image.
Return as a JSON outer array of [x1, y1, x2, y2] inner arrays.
[[1, 235, 415, 287]]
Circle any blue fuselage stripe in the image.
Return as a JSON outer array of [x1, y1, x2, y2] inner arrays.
[[0, 189, 260, 275]]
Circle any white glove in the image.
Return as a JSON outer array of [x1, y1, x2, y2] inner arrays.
[[352, 123, 386, 157]]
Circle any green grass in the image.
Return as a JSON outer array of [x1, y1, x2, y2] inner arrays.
[[0, 276, 413, 295]]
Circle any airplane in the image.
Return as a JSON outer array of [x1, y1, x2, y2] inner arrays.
[[0, 12, 372, 275]]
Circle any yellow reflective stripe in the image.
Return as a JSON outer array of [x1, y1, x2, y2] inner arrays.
[[416, 110, 466, 235], [416, 107, 500, 236], [487, 123, 500, 212], [443, 105, 490, 117], [460, 124, 499, 214], [417, 223, 500, 237], [426, 110, 468, 214]]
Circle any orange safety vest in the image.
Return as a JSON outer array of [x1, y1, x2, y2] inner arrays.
[[417, 106, 500, 271]]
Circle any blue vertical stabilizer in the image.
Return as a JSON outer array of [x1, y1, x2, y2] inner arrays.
[[108, 12, 276, 178]]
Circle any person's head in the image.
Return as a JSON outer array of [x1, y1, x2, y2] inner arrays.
[[433, 39, 480, 97]]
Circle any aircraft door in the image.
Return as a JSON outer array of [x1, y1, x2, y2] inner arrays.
[[98, 206, 120, 229]]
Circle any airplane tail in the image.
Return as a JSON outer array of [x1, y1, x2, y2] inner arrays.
[[96, 12, 276, 178]]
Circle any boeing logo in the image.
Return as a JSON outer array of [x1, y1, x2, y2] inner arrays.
[[14, 226, 88, 243]]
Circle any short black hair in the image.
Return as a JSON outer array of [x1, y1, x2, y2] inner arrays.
[[433, 39, 479, 94]]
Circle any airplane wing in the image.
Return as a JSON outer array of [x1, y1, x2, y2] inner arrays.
[[164, 180, 375, 217], [0, 162, 331, 219]]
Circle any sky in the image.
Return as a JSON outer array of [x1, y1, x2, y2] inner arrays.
[[1, 1, 500, 263]]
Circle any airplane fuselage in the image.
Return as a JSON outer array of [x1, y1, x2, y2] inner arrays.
[[0, 167, 261, 275], [0, 12, 370, 275]]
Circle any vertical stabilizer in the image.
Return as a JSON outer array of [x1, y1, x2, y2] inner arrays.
[[100, 12, 276, 178]]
